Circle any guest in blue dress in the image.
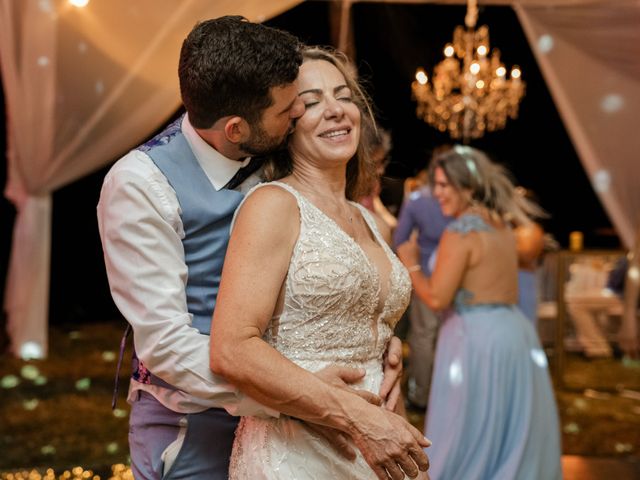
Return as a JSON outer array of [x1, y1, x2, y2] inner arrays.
[[397, 145, 562, 480]]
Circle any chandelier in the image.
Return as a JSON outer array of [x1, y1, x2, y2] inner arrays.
[[411, 0, 525, 143]]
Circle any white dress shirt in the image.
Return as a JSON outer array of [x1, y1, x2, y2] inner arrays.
[[97, 115, 273, 416]]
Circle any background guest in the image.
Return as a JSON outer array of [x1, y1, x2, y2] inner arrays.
[[397, 145, 561, 480], [393, 149, 452, 410]]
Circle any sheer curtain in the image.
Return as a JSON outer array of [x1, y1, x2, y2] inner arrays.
[[0, 0, 302, 358], [514, 0, 640, 250], [353, 0, 640, 248]]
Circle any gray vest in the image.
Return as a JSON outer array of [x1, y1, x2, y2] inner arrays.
[[141, 116, 244, 334]]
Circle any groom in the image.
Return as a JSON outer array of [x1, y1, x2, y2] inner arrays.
[[98, 16, 426, 480]]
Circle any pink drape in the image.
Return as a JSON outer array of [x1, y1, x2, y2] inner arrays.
[[0, 0, 302, 358]]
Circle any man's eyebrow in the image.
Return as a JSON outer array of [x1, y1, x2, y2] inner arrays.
[[298, 85, 349, 96]]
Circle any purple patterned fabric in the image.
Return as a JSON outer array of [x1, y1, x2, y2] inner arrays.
[[137, 115, 183, 153]]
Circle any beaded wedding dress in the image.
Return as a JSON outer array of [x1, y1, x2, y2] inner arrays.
[[229, 181, 412, 479]]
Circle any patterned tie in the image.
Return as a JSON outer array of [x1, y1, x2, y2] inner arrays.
[[224, 157, 265, 190]]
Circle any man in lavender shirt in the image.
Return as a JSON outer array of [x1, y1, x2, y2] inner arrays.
[[394, 181, 452, 409]]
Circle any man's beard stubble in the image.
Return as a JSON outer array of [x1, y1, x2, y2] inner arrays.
[[239, 121, 292, 156]]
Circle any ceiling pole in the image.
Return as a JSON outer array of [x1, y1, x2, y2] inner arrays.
[[330, 0, 356, 58]]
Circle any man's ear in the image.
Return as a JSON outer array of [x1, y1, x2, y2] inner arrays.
[[223, 116, 250, 144]]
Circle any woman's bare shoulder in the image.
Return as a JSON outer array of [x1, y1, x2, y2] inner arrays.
[[240, 182, 299, 216], [232, 182, 301, 244]]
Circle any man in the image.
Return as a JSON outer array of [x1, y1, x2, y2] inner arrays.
[[394, 166, 452, 410], [98, 17, 422, 480]]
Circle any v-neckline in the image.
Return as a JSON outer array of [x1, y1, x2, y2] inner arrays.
[[274, 181, 393, 319]]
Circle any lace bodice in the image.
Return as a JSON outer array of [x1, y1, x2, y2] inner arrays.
[[446, 213, 493, 235], [241, 181, 411, 372]]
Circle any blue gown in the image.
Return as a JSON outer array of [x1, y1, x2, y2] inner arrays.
[[517, 269, 538, 327], [425, 214, 562, 480]]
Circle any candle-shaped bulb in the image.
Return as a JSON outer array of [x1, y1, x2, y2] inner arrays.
[[444, 44, 455, 58], [415, 68, 428, 85]]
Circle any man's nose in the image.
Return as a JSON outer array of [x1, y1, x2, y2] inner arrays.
[[290, 97, 305, 119]]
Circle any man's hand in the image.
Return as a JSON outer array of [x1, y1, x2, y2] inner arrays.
[[303, 423, 357, 461], [314, 365, 382, 406], [380, 336, 403, 411], [308, 365, 382, 459], [351, 407, 431, 480]]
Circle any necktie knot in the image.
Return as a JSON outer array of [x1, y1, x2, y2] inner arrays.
[[224, 157, 264, 190]]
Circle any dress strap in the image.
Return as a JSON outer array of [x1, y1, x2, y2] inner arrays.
[[230, 181, 303, 232], [353, 203, 387, 246]]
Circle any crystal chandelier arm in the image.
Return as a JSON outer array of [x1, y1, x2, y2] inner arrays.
[[465, 0, 478, 29]]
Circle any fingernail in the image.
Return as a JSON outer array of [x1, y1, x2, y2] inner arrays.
[[424, 436, 432, 447]]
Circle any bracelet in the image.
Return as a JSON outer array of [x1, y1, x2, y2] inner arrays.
[[406, 264, 421, 273]]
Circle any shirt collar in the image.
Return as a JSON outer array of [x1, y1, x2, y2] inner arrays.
[[181, 115, 250, 191]]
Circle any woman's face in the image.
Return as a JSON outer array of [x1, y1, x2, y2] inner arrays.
[[432, 166, 469, 217], [288, 59, 361, 168]]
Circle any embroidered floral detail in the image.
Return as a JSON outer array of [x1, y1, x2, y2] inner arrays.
[[137, 115, 183, 153], [132, 359, 151, 384]]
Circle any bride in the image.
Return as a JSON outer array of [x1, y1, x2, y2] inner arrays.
[[210, 46, 430, 480]]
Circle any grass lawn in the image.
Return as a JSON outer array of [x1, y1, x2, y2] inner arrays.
[[1, 321, 639, 478]]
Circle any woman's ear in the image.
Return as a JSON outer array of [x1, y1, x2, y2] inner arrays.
[[223, 116, 250, 144]]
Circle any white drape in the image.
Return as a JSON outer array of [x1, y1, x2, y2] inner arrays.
[[0, 0, 302, 358], [514, 0, 640, 250]]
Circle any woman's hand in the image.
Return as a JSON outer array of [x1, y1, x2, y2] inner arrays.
[[396, 234, 421, 271], [379, 336, 403, 411]]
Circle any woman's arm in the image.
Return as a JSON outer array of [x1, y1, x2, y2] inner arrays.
[[210, 185, 429, 480], [397, 231, 470, 310]]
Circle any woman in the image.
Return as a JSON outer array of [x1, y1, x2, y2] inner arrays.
[[397, 146, 562, 480], [210, 47, 430, 480]]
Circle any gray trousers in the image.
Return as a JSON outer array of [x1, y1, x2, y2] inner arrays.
[[129, 391, 239, 480], [406, 294, 440, 408]]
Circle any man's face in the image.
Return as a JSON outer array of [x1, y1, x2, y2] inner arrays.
[[240, 83, 305, 156]]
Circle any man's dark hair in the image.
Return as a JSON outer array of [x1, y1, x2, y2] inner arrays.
[[179, 16, 302, 129]]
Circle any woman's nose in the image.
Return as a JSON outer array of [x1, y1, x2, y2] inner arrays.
[[323, 98, 344, 119]]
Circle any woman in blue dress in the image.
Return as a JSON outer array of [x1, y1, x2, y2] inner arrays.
[[397, 145, 562, 480]]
